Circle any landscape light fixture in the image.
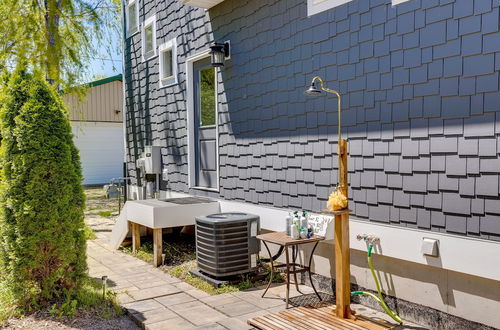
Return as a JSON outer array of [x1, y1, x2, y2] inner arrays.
[[305, 76, 344, 187], [209, 41, 230, 67]]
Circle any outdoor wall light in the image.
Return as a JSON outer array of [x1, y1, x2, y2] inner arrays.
[[209, 41, 230, 67]]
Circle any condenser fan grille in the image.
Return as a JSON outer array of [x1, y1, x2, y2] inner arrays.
[[195, 213, 260, 279]]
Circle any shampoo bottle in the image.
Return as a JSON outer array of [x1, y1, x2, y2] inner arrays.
[[291, 220, 300, 239], [293, 211, 299, 230], [285, 213, 292, 236], [300, 211, 308, 230]]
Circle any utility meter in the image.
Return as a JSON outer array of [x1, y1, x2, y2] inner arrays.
[[143, 146, 162, 174]]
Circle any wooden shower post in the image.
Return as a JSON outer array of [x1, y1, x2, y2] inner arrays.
[[335, 139, 351, 319]]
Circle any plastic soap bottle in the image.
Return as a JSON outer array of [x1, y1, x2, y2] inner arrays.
[[291, 220, 300, 239], [293, 211, 299, 230], [300, 211, 308, 230], [285, 213, 292, 236]]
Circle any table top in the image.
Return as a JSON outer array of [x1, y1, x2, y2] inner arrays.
[[256, 231, 325, 246], [321, 209, 352, 215]]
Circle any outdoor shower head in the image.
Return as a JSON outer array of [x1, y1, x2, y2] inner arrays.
[[305, 75, 344, 188], [304, 81, 322, 95]]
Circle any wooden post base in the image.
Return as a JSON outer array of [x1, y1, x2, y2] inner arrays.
[[153, 228, 163, 267], [131, 222, 141, 253], [129, 222, 163, 267], [335, 213, 351, 318]]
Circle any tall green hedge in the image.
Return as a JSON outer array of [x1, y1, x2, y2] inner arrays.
[[0, 68, 86, 307]]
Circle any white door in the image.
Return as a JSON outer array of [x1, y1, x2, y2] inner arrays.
[[71, 122, 124, 185]]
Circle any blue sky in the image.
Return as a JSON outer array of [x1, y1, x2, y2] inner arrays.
[[87, 54, 122, 80], [86, 26, 123, 82]]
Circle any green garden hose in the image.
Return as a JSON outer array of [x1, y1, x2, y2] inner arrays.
[[351, 244, 402, 324]]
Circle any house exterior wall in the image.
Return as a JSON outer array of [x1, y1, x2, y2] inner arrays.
[[64, 79, 123, 122], [124, 0, 500, 326], [125, 0, 500, 241]]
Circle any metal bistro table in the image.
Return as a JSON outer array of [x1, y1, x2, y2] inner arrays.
[[258, 231, 325, 308]]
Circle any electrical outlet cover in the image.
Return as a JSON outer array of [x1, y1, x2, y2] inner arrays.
[[421, 237, 439, 257]]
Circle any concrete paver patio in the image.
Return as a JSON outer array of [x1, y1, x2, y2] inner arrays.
[[86, 218, 423, 329], [88, 233, 309, 329]]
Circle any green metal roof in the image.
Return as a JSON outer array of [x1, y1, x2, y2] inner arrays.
[[88, 74, 122, 88]]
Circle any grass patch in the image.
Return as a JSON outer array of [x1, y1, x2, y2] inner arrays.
[[121, 242, 154, 263], [167, 260, 282, 295], [84, 225, 97, 240], [98, 210, 116, 218], [0, 275, 122, 325], [120, 232, 283, 296], [83, 187, 120, 214], [68, 276, 123, 319], [120, 233, 195, 265]]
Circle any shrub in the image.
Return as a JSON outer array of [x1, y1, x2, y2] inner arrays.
[[0, 68, 86, 308]]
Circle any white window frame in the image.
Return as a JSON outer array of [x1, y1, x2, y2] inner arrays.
[[142, 15, 157, 61], [392, 0, 411, 5], [126, 0, 139, 36], [307, 0, 352, 16], [308, 0, 411, 15], [158, 38, 178, 88]]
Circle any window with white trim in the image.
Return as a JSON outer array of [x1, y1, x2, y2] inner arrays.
[[126, 0, 139, 35], [142, 15, 156, 60], [392, 0, 411, 5], [307, 0, 352, 16], [159, 38, 178, 87], [308, 0, 412, 15]]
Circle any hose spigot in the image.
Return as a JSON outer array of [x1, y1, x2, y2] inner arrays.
[[356, 234, 380, 244]]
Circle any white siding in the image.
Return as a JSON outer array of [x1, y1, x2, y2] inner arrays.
[[72, 122, 124, 185]]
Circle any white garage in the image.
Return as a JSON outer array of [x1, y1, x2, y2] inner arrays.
[[64, 75, 124, 185], [72, 122, 124, 185]]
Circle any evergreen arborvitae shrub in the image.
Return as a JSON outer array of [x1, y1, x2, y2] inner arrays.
[[0, 68, 86, 307]]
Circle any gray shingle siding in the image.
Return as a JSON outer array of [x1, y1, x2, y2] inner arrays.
[[124, 0, 500, 240]]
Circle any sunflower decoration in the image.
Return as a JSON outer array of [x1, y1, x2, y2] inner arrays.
[[327, 185, 348, 211]]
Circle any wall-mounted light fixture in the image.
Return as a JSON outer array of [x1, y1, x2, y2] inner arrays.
[[209, 41, 230, 67]]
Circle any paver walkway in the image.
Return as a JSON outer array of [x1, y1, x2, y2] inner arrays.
[[87, 218, 423, 330], [87, 234, 309, 329]]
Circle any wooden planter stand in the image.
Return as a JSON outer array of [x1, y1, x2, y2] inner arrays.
[[130, 222, 163, 266]]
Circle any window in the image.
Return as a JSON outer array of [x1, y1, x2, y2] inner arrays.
[[162, 50, 173, 77], [307, 0, 411, 15], [159, 38, 178, 87], [144, 26, 153, 52], [142, 15, 156, 60], [199, 67, 216, 126], [307, 0, 352, 16], [126, 0, 138, 35], [392, 0, 411, 4]]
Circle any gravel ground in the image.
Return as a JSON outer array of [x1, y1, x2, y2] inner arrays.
[[2, 187, 139, 330], [2, 312, 138, 330]]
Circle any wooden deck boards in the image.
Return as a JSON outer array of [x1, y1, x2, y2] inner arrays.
[[248, 302, 396, 330]]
